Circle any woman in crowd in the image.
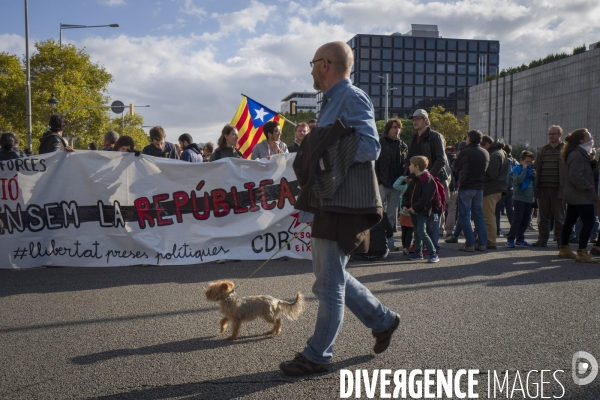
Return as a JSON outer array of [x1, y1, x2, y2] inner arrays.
[[558, 128, 599, 263], [209, 124, 243, 161], [0, 132, 26, 160], [112, 136, 135, 152]]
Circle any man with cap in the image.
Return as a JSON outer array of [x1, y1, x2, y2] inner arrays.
[[404, 109, 448, 253]]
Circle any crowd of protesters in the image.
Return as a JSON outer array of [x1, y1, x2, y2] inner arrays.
[[1, 108, 597, 263]]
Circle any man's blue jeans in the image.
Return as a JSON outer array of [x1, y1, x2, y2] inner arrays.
[[458, 189, 487, 247], [302, 237, 396, 364]]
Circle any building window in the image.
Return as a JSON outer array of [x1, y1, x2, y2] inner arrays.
[[489, 54, 499, 64], [478, 41, 487, 52], [426, 51, 435, 61], [393, 37, 403, 48], [447, 52, 456, 63], [436, 88, 445, 97], [415, 87, 424, 96], [489, 42, 499, 53], [436, 64, 445, 73], [405, 38, 414, 48], [447, 64, 456, 74], [415, 63, 424, 73], [360, 73, 369, 83], [468, 76, 477, 86], [360, 84, 369, 93], [371, 85, 381, 96], [447, 75, 456, 86], [415, 51, 424, 61], [448, 40, 457, 51], [382, 61, 392, 72], [488, 66, 498, 75], [349, 38, 356, 48], [415, 38, 425, 49], [457, 100, 466, 110], [405, 51, 414, 61], [426, 75, 435, 85], [404, 86, 413, 96], [436, 52, 445, 62], [371, 48, 381, 59], [383, 37, 392, 47], [447, 88, 456, 98], [372, 97, 380, 107], [393, 74, 402, 84], [458, 53, 467, 63], [426, 39, 435, 49], [425, 87, 434, 97], [360, 60, 370, 70], [468, 53, 477, 63], [457, 76, 466, 87], [415, 75, 424, 85], [458, 41, 467, 51], [371, 61, 381, 71], [360, 37, 370, 47], [393, 50, 403, 60], [426, 64, 435, 73], [393, 97, 402, 107], [468, 65, 477, 75], [360, 49, 370, 59], [372, 36, 381, 47], [437, 39, 446, 50], [404, 62, 414, 72], [393, 62, 402, 72], [468, 41, 477, 51], [436, 76, 445, 85], [405, 74, 414, 84], [371, 73, 381, 82], [404, 98, 413, 108], [383, 49, 392, 59], [457, 64, 466, 74]]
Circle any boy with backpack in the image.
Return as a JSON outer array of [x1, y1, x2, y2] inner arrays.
[[402, 156, 440, 263], [505, 150, 536, 248]]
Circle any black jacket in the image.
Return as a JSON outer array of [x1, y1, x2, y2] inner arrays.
[[376, 136, 407, 187], [402, 172, 436, 217], [39, 130, 67, 154], [483, 142, 510, 196], [288, 142, 300, 153], [142, 142, 179, 159], [404, 127, 447, 179], [361, 211, 394, 257], [453, 143, 489, 191]]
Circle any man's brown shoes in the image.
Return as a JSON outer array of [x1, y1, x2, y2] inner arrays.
[[279, 353, 329, 376], [372, 315, 401, 354]]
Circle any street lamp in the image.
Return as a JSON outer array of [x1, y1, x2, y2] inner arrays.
[[378, 73, 397, 122], [60, 23, 119, 47], [47, 93, 59, 113]]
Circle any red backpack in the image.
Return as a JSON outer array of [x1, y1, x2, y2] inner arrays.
[[420, 172, 446, 214]]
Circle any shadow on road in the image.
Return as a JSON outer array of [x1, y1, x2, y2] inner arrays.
[[89, 354, 375, 400], [72, 334, 272, 365], [0, 260, 313, 299]]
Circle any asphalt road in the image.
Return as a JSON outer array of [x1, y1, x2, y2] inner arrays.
[[1, 226, 600, 400]]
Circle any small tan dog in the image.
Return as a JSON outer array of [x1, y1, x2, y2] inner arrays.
[[204, 280, 305, 340]]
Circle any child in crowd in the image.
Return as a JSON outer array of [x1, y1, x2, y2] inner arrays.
[[506, 150, 536, 247], [402, 156, 439, 263], [393, 176, 414, 256]]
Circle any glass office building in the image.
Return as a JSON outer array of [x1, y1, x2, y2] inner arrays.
[[347, 25, 500, 120]]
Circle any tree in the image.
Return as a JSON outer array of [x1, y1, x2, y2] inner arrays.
[[103, 113, 150, 150], [428, 106, 468, 147], [0, 39, 148, 152], [376, 118, 414, 144], [280, 110, 317, 145]]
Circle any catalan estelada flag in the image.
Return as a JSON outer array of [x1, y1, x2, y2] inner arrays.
[[230, 95, 285, 159]]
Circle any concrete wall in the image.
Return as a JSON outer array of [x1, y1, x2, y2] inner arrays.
[[469, 47, 600, 149]]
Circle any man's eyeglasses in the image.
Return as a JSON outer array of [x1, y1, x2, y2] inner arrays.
[[310, 58, 330, 68]]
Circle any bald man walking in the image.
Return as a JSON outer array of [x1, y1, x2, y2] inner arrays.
[[280, 41, 399, 377]]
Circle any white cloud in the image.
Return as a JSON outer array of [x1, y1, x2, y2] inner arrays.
[[98, 0, 126, 6], [0, 34, 26, 56], [179, 0, 206, 19]]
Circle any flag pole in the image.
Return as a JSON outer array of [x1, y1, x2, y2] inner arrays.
[[240, 93, 297, 127]]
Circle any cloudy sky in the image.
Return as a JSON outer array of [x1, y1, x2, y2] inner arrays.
[[2, 0, 599, 144]]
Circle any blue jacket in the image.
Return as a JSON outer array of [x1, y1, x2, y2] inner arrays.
[[511, 164, 534, 203], [180, 143, 203, 163]]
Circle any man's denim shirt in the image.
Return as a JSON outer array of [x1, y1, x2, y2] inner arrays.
[[318, 78, 381, 164]]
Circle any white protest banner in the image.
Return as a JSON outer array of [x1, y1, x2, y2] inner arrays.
[[0, 151, 312, 269]]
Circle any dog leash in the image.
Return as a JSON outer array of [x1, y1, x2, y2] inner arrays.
[[234, 224, 310, 291]]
